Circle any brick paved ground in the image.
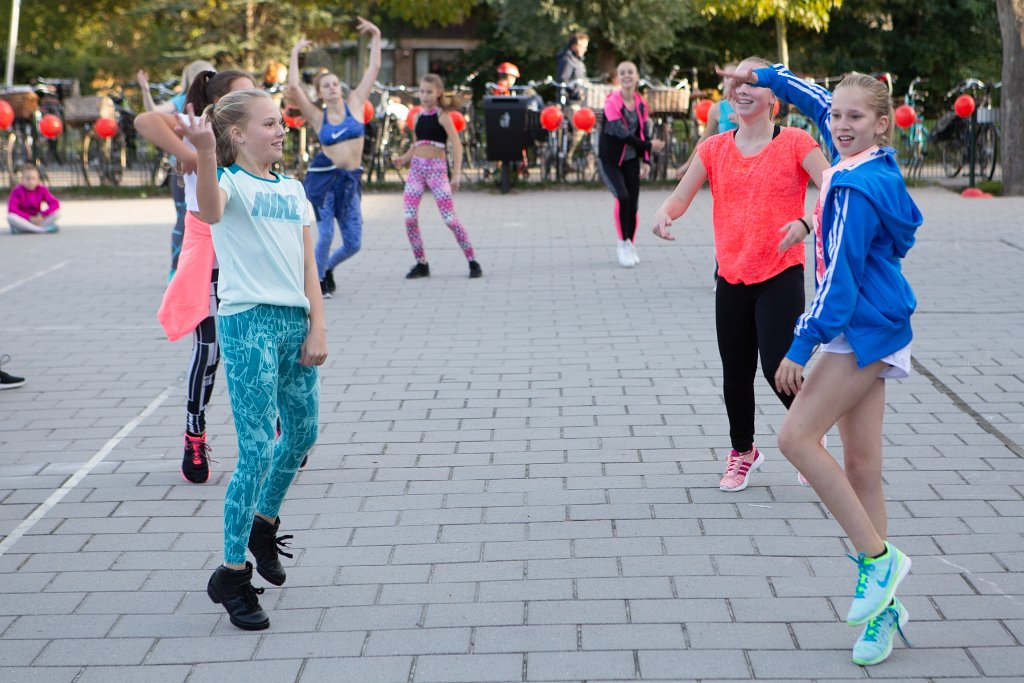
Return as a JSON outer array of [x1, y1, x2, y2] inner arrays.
[[1, 184, 1022, 682]]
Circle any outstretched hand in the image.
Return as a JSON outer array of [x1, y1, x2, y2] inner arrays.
[[716, 66, 757, 87], [136, 69, 150, 89], [356, 16, 381, 36], [292, 38, 313, 55], [652, 211, 675, 241], [181, 103, 215, 155]]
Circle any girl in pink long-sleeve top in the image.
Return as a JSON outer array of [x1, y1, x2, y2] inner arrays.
[[7, 164, 60, 234]]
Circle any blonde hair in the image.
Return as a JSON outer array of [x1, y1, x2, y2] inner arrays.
[[421, 73, 449, 110], [835, 73, 894, 146], [181, 60, 215, 93], [204, 89, 273, 166]]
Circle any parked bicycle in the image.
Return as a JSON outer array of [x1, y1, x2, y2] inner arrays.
[[895, 77, 929, 179], [640, 68, 692, 181], [931, 78, 999, 181], [366, 81, 412, 183]]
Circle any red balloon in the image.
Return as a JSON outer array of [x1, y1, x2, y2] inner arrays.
[[540, 105, 563, 132], [695, 99, 713, 124], [39, 114, 63, 139], [363, 100, 374, 124], [95, 117, 119, 139], [283, 110, 305, 129], [0, 100, 13, 130], [894, 105, 916, 129], [572, 107, 596, 132], [449, 110, 466, 133], [954, 94, 976, 118], [406, 105, 423, 129]]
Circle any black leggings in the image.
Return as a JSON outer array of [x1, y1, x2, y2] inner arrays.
[[185, 270, 220, 436], [715, 265, 805, 452], [598, 156, 641, 241]]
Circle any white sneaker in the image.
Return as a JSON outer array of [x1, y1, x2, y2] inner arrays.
[[617, 240, 634, 267], [628, 240, 639, 265]]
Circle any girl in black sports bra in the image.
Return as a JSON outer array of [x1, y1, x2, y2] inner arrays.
[[394, 74, 482, 279]]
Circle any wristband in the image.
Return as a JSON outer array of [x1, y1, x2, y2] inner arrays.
[[797, 217, 812, 235]]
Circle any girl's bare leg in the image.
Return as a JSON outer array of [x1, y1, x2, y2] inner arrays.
[[777, 352, 889, 556], [838, 376, 887, 539]]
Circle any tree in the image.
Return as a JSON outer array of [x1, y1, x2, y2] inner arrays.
[[486, 0, 699, 79], [996, 0, 1023, 195], [699, 0, 842, 66]]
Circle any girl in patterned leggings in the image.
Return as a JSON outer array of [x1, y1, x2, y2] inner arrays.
[[394, 74, 482, 279], [185, 89, 327, 631]]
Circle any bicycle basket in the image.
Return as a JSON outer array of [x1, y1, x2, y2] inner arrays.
[[646, 86, 691, 115], [0, 89, 39, 120], [581, 84, 615, 110], [63, 95, 116, 124]]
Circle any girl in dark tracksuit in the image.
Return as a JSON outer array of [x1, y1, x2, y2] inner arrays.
[[598, 61, 664, 268]]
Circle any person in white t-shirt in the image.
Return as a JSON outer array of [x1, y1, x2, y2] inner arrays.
[[135, 69, 254, 485], [184, 88, 327, 632]]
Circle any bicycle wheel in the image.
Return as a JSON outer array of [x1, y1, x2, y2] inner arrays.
[[7, 127, 31, 185], [975, 124, 997, 181], [103, 133, 127, 185], [938, 136, 964, 178]]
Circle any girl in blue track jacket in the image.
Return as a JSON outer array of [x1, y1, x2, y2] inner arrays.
[[722, 64, 924, 667]]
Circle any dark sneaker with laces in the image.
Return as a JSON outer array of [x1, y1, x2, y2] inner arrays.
[[406, 262, 430, 279], [469, 260, 482, 278], [182, 433, 211, 484], [207, 562, 270, 630], [0, 354, 25, 390], [319, 278, 332, 299], [247, 516, 293, 586], [324, 268, 337, 294]]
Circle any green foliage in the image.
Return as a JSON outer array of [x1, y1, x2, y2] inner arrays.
[[699, 0, 842, 32]]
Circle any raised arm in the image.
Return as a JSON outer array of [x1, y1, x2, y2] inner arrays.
[[135, 111, 199, 173], [719, 63, 837, 162], [181, 105, 226, 224], [349, 17, 382, 106], [136, 69, 177, 114], [288, 38, 325, 128]]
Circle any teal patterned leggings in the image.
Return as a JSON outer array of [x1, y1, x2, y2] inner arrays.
[[218, 305, 319, 565]]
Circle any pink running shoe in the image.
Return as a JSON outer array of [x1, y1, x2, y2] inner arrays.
[[797, 434, 828, 486], [720, 446, 764, 492]]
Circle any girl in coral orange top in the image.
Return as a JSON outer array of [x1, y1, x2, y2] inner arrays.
[[651, 56, 830, 493]]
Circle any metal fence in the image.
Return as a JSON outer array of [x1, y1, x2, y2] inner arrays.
[[2, 109, 1001, 192]]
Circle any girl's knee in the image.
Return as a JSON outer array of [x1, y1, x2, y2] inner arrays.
[[777, 421, 815, 456]]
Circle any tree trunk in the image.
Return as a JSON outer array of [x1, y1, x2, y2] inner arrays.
[[244, 0, 257, 74], [996, 0, 1024, 195], [776, 15, 789, 67]]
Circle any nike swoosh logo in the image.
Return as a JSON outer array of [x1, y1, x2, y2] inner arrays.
[[876, 558, 894, 588], [331, 130, 345, 140]]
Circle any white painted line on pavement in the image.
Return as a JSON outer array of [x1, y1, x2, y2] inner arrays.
[[0, 381, 176, 558], [0, 260, 70, 296]]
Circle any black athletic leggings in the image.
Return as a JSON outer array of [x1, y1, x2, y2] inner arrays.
[[715, 265, 805, 453], [185, 269, 220, 436], [598, 156, 641, 241]]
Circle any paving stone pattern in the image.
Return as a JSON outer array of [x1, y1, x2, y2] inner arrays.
[[1, 186, 1022, 681]]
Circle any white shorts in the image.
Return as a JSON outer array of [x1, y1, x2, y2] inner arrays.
[[820, 333, 911, 379]]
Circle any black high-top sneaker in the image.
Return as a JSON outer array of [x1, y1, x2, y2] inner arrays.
[[247, 516, 293, 586], [207, 562, 270, 630], [468, 260, 483, 278], [405, 262, 430, 279]]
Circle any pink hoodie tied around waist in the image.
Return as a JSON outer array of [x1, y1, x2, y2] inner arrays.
[[157, 212, 215, 341]]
